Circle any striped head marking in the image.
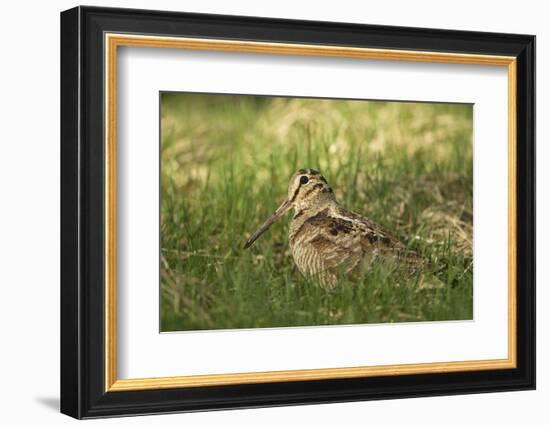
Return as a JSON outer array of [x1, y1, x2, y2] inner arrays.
[[287, 169, 335, 209], [244, 168, 335, 249]]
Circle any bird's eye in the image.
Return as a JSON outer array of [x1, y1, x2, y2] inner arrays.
[[299, 175, 309, 185]]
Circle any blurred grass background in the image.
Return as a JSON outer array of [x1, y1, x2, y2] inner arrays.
[[160, 92, 473, 332]]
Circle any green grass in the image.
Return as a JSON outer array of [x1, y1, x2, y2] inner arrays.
[[160, 93, 473, 331]]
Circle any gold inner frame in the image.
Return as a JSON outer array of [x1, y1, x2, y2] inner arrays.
[[104, 33, 517, 392]]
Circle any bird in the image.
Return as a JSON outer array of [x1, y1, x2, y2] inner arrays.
[[244, 168, 424, 288]]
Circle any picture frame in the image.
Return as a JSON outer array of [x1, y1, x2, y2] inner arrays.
[[60, 5, 535, 419]]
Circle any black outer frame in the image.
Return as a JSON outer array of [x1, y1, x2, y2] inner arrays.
[[60, 5, 535, 419]]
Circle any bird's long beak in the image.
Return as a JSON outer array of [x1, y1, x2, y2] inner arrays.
[[244, 198, 291, 249]]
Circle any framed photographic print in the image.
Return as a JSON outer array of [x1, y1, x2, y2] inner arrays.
[[60, 6, 535, 419]]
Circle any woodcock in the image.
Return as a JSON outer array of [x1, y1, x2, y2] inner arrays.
[[244, 168, 423, 288]]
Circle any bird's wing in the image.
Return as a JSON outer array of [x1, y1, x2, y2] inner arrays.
[[334, 207, 425, 270], [293, 207, 424, 287]]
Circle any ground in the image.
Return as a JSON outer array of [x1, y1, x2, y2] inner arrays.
[[160, 93, 473, 331]]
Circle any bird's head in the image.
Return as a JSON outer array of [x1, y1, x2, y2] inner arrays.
[[244, 168, 335, 249]]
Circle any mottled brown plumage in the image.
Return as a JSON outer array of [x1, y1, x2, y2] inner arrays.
[[244, 169, 423, 288]]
